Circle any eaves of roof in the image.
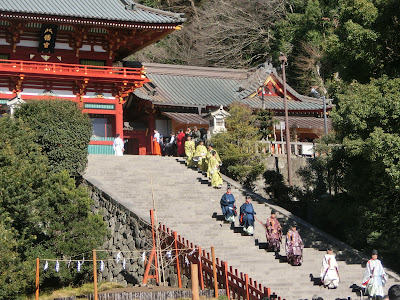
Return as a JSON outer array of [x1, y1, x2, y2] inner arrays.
[[0, 0, 185, 24]]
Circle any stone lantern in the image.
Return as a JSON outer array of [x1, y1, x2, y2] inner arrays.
[[204, 105, 230, 139]]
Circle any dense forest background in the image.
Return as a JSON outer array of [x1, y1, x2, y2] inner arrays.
[[134, 0, 400, 95]]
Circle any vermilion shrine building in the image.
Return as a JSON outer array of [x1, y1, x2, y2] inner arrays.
[[0, 1, 331, 155], [0, 0, 184, 154]]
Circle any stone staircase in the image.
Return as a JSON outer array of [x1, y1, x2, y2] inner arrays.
[[84, 155, 398, 300]]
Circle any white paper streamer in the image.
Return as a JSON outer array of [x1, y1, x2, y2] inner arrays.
[[67, 259, 72, 268], [185, 256, 189, 265], [100, 260, 104, 272], [141, 251, 146, 262], [189, 249, 195, 256], [55, 260, 60, 273], [166, 251, 172, 259], [122, 258, 126, 270], [116, 251, 122, 264], [43, 261, 48, 271], [77, 261, 81, 272]]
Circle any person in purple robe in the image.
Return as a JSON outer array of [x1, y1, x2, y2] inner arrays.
[[285, 222, 304, 266], [265, 210, 282, 256]]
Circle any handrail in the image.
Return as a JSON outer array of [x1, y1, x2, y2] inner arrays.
[[0, 59, 148, 81], [157, 221, 285, 300], [259, 140, 342, 156]]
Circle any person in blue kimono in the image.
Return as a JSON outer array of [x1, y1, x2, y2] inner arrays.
[[240, 195, 256, 235], [220, 185, 236, 223]]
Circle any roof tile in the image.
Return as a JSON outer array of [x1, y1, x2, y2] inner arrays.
[[0, 0, 185, 24]]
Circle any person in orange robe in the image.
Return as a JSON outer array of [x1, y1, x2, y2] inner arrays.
[[153, 129, 161, 156]]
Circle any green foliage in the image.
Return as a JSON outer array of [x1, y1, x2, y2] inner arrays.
[[0, 116, 107, 295], [0, 223, 30, 299], [255, 109, 275, 140], [211, 102, 265, 187], [331, 77, 400, 258], [14, 99, 92, 177]]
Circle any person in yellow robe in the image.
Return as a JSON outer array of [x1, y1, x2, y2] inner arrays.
[[194, 140, 208, 173], [185, 136, 195, 167], [206, 143, 221, 178], [209, 150, 223, 188]]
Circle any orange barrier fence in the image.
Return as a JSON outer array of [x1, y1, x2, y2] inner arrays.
[[150, 210, 285, 300]]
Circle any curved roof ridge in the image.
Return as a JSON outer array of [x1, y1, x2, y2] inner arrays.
[[142, 62, 249, 80]]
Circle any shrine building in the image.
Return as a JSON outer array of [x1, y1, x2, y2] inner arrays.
[[0, 0, 185, 154], [123, 62, 332, 154], [0, 1, 331, 156]]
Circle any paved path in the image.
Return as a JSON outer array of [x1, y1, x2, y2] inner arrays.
[[84, 155, 398, 300]]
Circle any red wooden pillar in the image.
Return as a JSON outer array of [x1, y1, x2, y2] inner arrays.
[[223, 261, 230, 299], [245, 274, 249, 300], [174, 231, 182, 288], [115, 96, 124, 140], [198, 247, 204, 290]]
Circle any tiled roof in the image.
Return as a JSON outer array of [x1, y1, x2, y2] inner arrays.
[[162, 112, 209, 125], [0, 0, 185, 24], [135, 62, 326, 112], [141, 73, 241, 107], [241, 96, 324, 111], [273, 116, 333, 130]]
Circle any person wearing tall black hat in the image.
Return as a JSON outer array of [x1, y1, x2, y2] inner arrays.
[[220, 185, 236, 223], [320, 246, 340, 289], [239, 194, 256, 235], [285, 222, 304, 266], [362, 249, 387, 299], [209, 150, 223, 188], [194, 140, 208, 173], [265, 209, 282, 256], [206, 142, 221, 178]]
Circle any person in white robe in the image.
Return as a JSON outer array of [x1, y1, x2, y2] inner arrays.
[[362, 249, 387, 299], [113, 134, 124, 156], [320, 247, 340, 289]]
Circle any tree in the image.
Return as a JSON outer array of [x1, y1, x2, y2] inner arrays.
[[0, 223, 30, 299], [134, 0, 286, 69], [211, 102, 265, 187], [14, 99, 92, 177], [0, 116, 107, 294], [328, 76, 400, 268]]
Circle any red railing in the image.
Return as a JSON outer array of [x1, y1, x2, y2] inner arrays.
[[156, 218, 286, 300], [0, 59, 149, 82]]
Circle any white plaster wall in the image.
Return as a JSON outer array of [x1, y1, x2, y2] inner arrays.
[[0, 38, 9, 45]]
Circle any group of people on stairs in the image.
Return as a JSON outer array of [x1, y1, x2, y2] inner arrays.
[[220, 186, 304, 264], [184, 138, 223, 189], [219, 187, 395, 298]]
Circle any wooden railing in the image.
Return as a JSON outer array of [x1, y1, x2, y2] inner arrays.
[[0, 59, 149, 82], [156, 219, 286, 300], [259, 141, 315, 156]]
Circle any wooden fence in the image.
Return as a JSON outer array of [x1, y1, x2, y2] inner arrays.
[[156, 214, 286, 300]]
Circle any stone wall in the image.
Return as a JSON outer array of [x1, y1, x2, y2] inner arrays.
[[252, 155, 311, 197], [85, 181, 189, 288]]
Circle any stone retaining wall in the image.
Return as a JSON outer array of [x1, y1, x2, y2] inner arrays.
[[55, 289, 225, 300], [85, 181, 189, 288]]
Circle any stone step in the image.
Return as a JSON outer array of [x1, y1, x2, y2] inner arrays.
[[84, 155, 399, 300]]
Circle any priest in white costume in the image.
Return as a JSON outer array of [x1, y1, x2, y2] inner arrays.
[[113, 134, 125, 156], [320, 246, 340, 289], [362, 249, 387, 299]]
